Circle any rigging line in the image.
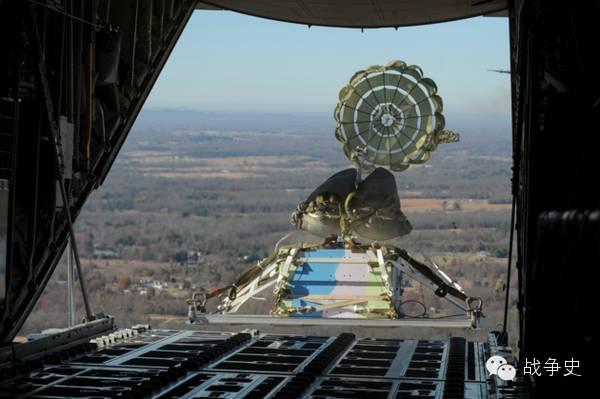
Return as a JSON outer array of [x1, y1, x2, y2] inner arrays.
[[29, 0, 115, 31], [339, 120, 370, 126], [398, 91, 433, 115], [384, 129, 399, 148], [371, 121, 386, 157], [402, 122, 426, 132], [364, 75, 382, 106], [274, 231, 297, 252], [356, 91, 377, 112], [371, 119, 384, 132], [389, 69, 407, 106], [343, 122, 371, 140], [392, 121, 417, 143], [400, 96, 430, 114], [396, 80, 423, 110], [398, 92, 429, 114], [363, 121, 379, 150], [403, 113, 436, 119], [368, 116, 388, 153], [382, 125, 400, 167], [341, 103, 372, 116], [388, 129, 412, 165], [342, 124, 371, 142], [382, 73, 388, 103], [354, 77, 383, 111], [381, 125, 393, 169], [501, 193, 517, 340]]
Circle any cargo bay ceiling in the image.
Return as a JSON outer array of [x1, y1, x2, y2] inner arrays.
[[194, 0, 509, 27]]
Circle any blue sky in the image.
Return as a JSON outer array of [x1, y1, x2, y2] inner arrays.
[[146, 10, 510, 119]]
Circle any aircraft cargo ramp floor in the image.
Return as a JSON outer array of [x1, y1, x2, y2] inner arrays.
[[0, 326, 528, 399]]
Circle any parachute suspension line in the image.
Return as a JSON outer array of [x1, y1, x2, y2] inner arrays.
[[273, 231, 297, 252]]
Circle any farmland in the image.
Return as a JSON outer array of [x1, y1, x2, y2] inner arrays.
[[19, 110, 517, 344]]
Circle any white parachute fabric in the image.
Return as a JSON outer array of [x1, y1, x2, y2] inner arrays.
[[335, 60, 459, 172]]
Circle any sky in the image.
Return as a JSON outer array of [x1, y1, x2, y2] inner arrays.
[[146, 10, 511, 121]]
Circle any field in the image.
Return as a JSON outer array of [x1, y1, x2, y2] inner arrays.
[[19, 110, 518, 345]]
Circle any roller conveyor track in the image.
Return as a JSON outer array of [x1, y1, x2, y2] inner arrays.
[[0, 328, 528, 399]]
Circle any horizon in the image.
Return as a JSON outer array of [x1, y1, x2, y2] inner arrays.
[[145, 10, 511, 118], [132, 107, 512, 143]]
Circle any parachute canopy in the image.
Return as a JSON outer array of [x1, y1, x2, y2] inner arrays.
[[335, 60, 459, 172]]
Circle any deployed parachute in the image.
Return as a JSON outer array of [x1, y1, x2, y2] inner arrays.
[[334, 60, 458, 172], [189, 60, 481, 324], [293, 60, 459, 242]]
